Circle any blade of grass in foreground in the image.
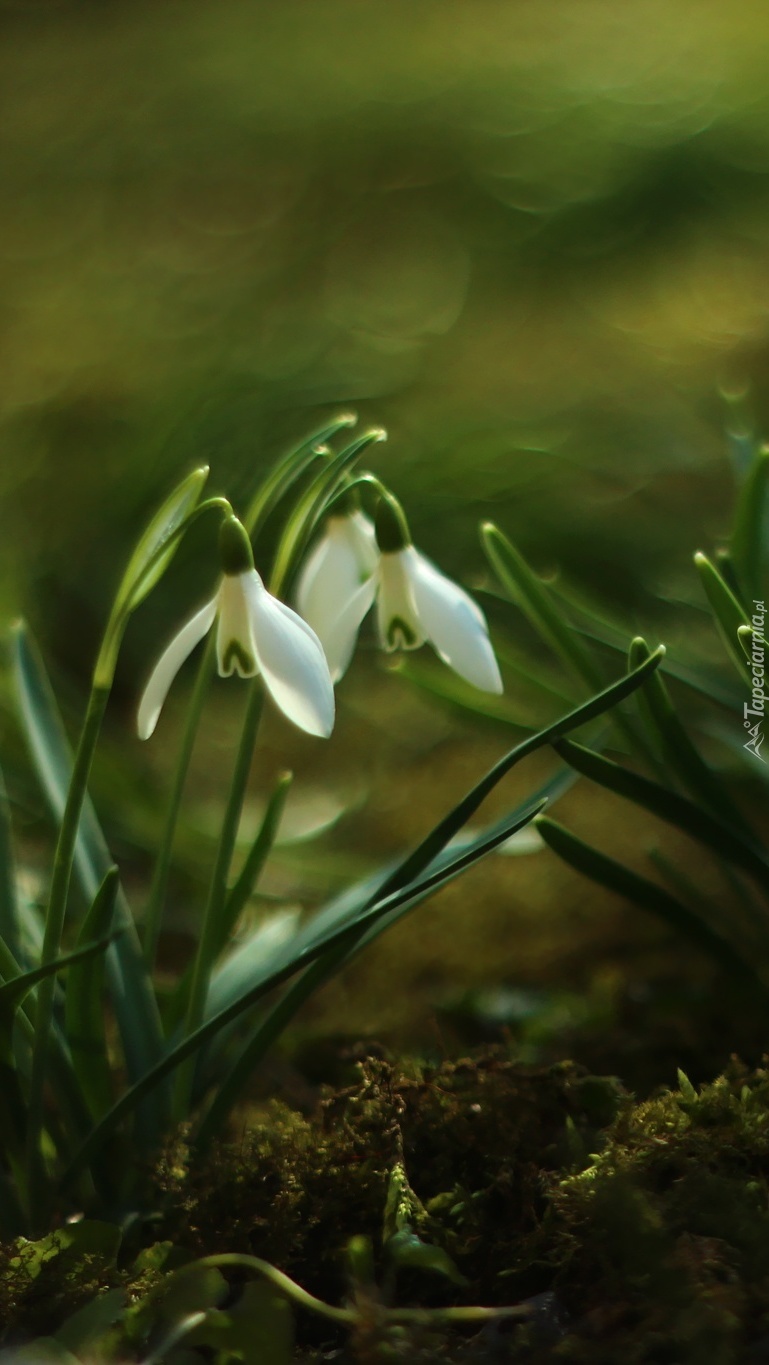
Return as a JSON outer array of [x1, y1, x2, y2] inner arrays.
[[64, 869, 120, 1120], [482, 524, 664, 774], [0, 765, 20, 964], [195, 799, 548, 1143], [535, 816, 765, 990], [627, 637, 751, 835], [244, 413, 357, 536], [546, 592, 743, 711], [12, 626, 168, 1137], [694, 552, 751, 682], [553, 738, 769, 893], [730, 446, 769, 607], [269, 428, 387, 596], [193, 761, 578, 1091], [61, 650, 664, 1177], [63, 797, 547, 1179], [369, 646, 665, 905]]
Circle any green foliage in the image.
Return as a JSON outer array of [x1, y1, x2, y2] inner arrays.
[[0, 418, 664, 1245], [481, 438, 769, 1004]]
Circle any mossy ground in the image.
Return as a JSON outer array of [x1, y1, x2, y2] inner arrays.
[[4, 1043, 769, 1361]]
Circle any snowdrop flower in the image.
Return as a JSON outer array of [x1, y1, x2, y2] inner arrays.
[[298, 492, 503, 694], [138, 515, 335, 740], [296, 497, 378, 681]]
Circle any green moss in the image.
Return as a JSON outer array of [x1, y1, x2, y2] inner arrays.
[[547, 1061, 769, 1362], [5, 1055, 769, 1360], [155, 1053, 620, 1315]]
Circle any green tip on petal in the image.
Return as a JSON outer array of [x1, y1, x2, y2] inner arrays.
[[219, 515, 254, 576], [375, 491, 411, 553]]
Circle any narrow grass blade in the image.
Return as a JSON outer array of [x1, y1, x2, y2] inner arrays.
[[553, 737, 769, 893], [0, 764, 20, 963], [715, 549, 745, 605], [627, 636, 751, 834], [219, 771, 293, 956], [64, 868, 119, 1120], [204, 909, 302, 1023], [61, 655, 665, 1176], [167, 770, 294, 1033], [0, 933, 117, 1013], [647, 847, 720, 915], [193, 798, 549, 1144], [482, 524, 663, 771], [12, 625, 168, 1136], [114, 467, 210, 617], [694, 552, 751, 680], [398, 658, 542, 730], [646, 847, 763, 949], [550, 594, 743, 710], [195, 764, 577, 1091], [731, 446, 769, 605], [481, 523, 603, 688], [298, 763, 577, 960], [244, 414, 357, 536], [535, 816, 763, 989], [269, 429, 387, 596], [61, 799, 547, 1182], [368, 647, 665, 907]]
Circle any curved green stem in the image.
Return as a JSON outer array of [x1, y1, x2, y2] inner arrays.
[[170, 1253, 354, 1325], [164, 1253, 535, 1330], [173, 683, 265, 1119], [94, 496, 232, 690]]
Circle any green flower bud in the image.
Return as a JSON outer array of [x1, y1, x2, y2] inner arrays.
[[375, 491, 411, 553], [219, 515, 254, 576]]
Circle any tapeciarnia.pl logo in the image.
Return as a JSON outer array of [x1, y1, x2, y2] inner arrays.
[[744, 599, 766, 762]]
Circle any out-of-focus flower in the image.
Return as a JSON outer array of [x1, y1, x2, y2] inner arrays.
[[296, 507, 378, 681]]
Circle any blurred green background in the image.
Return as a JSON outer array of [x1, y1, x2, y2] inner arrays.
[[3, 0, 769, 1070], [5, 0, 769, 641]]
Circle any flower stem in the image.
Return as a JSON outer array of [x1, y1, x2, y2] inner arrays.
[[173, 681, 264, 1120], [25, 682, 110, 1232]]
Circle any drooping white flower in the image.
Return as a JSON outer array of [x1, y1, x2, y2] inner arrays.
[[297, 494, 503, 694], [138, 515, 335, 740], [296, 508, 378, 681]]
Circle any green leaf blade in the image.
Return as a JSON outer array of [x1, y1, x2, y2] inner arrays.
[[11, 623, 169, 1143], [115, 466, 210, 617], [64, 869, 120, 1120], [535, 815, 763, 990], [694, 551, 751, 680], [730, 446, 769, 605]]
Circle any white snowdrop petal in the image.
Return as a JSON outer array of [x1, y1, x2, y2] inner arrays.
[[320, 574, 377, 680], [405, 549, 503, 694], [296, 527, 364, 641], [348, 511, 379, 574], [295, 532, 335, 623], [244, 577, 336, 737], [137, 597, 217, 739], [376, 551, 425, 652], [296, 514, 379, 651], [216, 574, 259, 677]]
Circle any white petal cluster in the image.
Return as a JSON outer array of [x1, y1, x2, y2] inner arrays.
[[296, 512, 503, 694], [138, 567, 335, 740]]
